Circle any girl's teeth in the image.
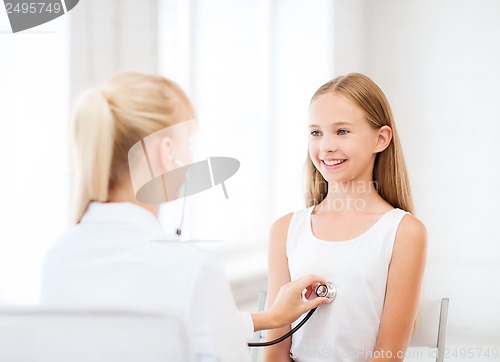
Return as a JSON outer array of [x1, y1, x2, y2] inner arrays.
[[323, 159, 346, 166]]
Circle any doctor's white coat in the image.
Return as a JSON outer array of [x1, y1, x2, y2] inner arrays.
[[41, 201, 252, 362]]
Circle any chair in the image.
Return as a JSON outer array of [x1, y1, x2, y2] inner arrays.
[[0, 306, 196, 362], [408, 298, 450, 362], [250, 291, 449, 362], [250, 290, 268, 362]]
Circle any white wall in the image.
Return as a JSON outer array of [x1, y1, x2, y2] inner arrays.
[[70, 0, 159, 97], [333, 0, 500, 345]]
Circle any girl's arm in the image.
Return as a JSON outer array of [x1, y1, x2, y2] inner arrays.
[[370, 215, 428, 362], [262, 213, 294, 362]]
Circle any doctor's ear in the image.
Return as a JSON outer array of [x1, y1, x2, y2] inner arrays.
[[374, 125, 392, 153], [158, 136, 175, 172]]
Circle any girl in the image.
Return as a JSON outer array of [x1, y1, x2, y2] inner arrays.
[[264, 73, 427, 362], [40, 72, 330, 361]]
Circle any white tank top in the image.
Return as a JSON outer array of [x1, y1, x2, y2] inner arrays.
[[286, 206, 411, 362]]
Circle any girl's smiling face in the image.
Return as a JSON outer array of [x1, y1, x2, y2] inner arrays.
[[308, 92, 391, 184]]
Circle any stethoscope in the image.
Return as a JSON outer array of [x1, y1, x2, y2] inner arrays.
[[248, 282, 337, 347], [168, 156, 186, 238]]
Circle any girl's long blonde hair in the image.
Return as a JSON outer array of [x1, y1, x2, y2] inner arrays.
[[71, 72, 195, 224], [305, 73, 414, 214]]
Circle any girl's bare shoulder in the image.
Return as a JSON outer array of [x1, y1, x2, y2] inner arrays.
[[395, 213, 428, 252], [270, 212, 294, 238]]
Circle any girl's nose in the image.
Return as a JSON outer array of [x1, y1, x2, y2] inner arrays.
[[319, 135, 338, 153]]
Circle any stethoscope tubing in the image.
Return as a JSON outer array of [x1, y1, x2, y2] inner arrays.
[[248, 282, 336, 347]]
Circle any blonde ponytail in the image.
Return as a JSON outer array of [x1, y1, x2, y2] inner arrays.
[[71, 72, 196, 224], [72, 89, 115, 223]]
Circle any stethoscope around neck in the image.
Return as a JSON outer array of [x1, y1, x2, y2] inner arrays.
[[168, 156, 186, 238], [248, 282, 337, 347]]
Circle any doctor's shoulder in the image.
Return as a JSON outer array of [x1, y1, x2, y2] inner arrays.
[[42, 223, 88, 259]]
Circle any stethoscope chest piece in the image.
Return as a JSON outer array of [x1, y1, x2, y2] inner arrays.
[[248, 280, 337, 347], [315, 282, 337, 301]]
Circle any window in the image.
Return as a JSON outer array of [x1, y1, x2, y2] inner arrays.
[[158, 0, 334, 282], [0, 14, 70, 303]]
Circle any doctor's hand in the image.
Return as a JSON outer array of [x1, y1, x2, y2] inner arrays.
[[251, 274, 331, 332]]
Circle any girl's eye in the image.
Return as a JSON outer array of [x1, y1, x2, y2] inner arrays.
[[310, 130, 321, 137], [338, 129, 349, 135]]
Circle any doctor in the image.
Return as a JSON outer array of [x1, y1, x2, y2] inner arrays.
[[41, 72, 330, 361]]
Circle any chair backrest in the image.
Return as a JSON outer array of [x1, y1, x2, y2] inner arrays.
[[0, 306, 195, 362], [250, 290, 268, 362], [409, 298, 449, 362]]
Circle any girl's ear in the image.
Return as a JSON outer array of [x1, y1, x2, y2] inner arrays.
[[375, 125, 392, 153]]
